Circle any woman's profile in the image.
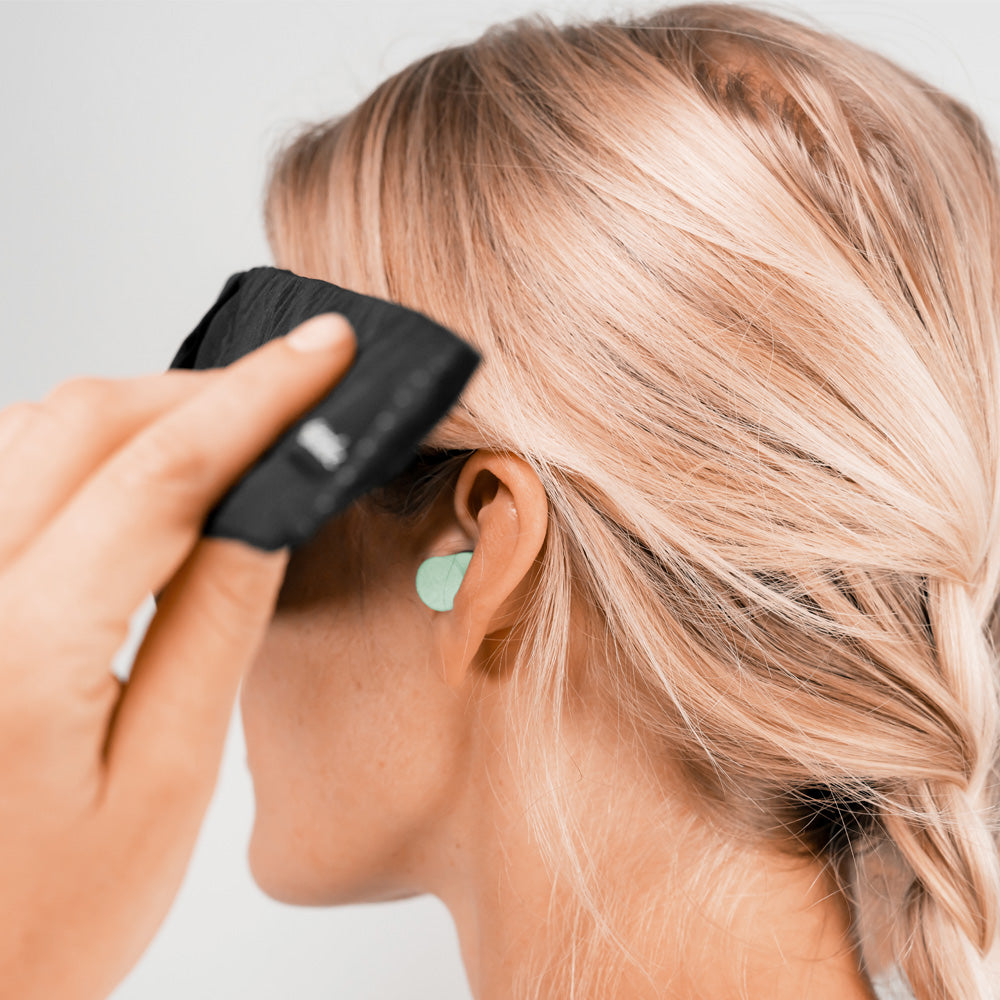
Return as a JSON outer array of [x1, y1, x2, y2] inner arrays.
[[234, 3, 1000, 999]]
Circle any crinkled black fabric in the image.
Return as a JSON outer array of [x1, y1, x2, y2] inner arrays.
[[166, 266, 481, 552]]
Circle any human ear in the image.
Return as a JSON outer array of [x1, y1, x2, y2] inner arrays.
[[424, 450, 548, 689]]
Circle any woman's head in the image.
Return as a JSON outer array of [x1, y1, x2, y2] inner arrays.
[[242, 4, 1000, 998]]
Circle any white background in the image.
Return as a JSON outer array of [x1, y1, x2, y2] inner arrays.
[[0, 2, 997, 998]]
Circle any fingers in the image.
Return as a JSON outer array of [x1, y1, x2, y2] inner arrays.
[[7, 314, 355, 670], [0, 371, 215, 568], [99, 534, 289, 812], [96, 314, 357, 810]]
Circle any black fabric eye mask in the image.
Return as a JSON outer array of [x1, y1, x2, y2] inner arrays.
[[166, 266, 481, 552]]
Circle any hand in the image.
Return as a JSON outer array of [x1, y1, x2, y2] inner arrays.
[[0, 313, 357, 1000]]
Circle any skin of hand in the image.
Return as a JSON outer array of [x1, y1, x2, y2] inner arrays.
[[0, 312, 356, 1000]]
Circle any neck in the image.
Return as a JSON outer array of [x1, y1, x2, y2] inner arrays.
[[421, 689, 880, 1000]]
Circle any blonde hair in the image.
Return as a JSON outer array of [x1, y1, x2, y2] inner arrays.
[[261, 4, 1000, 998]]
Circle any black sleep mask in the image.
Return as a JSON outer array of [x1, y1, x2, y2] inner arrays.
[[165, 266, 481, 552]]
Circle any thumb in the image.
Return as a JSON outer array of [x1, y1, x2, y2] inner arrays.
[[101, 536, 289, 811]]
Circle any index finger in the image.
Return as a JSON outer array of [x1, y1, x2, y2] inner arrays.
[[0, 370, 220, 569], [3, 314, 357, 656]]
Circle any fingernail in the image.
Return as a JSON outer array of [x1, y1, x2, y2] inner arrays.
[[285, 314, 353, 353]]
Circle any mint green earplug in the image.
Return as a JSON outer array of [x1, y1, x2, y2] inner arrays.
[[415, 551, 473, 612]]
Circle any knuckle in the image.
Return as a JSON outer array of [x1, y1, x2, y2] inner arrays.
[[0, 399, 45, 432], [35, 378, 118, 439], [0, 399, 86, 473], [200, 560, 259, 629], [117, 422, 215, 494], [166, 559, 259, 653], [43, 376, 114, 416]]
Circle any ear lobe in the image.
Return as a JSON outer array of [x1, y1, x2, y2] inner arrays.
[[436, 546, 493, 689]]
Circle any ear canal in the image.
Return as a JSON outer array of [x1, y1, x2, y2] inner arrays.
[[415, 551, 474, 612]]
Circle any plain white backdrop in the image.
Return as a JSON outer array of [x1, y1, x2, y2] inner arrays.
[[0, 2, 997, 998]]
